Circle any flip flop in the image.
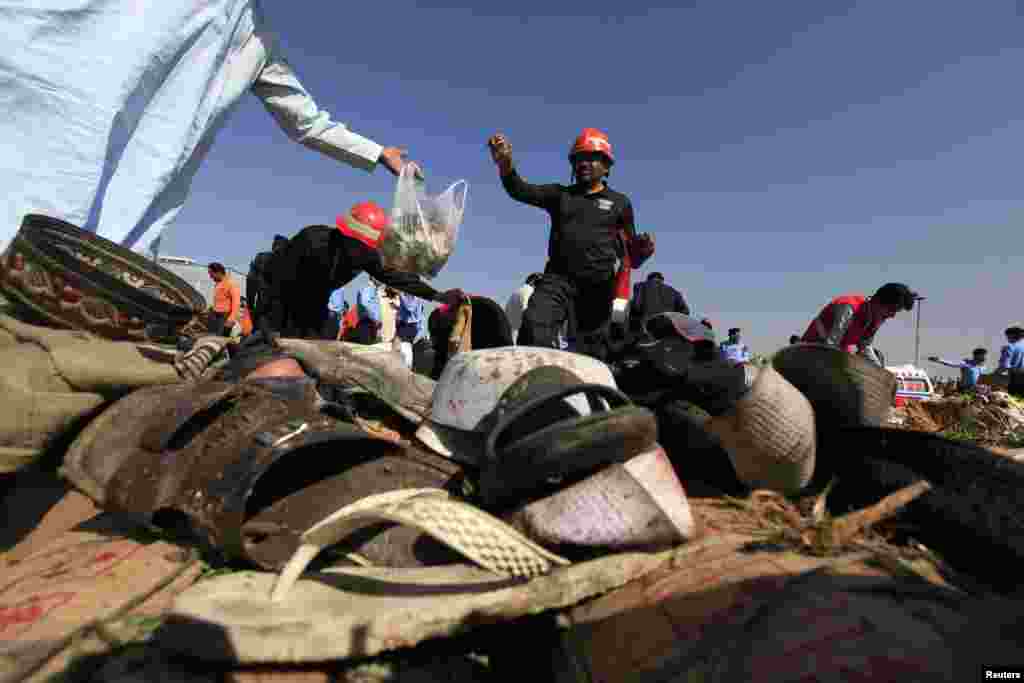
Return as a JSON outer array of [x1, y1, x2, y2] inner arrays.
[[157, 490, 671, 665], [273, 488, 569, 602]]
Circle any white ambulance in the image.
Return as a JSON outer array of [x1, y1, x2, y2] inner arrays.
[[884, 364, 936, 405]]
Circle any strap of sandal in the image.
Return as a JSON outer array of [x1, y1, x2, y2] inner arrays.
[[485, 382, 630, 460], [271, 488, 569, 602]]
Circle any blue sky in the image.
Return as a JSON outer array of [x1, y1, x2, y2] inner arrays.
[[163, 0, 1024, 368]]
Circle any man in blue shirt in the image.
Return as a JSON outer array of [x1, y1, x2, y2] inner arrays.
[[720, 328, 752, 366], [323, 287, 347, 340], [353, 280, 383, 345], [997, 324, 1024, 372], [394, 293, 429, 369], [996, 323, 1024, 397], [928, 348, 987, 391], [397, 294, 427, 344]]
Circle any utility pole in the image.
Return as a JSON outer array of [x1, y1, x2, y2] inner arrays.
[[914, 296, 926, 366]]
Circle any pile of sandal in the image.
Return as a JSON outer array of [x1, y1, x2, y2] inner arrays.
[[2, 214, 1023, 681]]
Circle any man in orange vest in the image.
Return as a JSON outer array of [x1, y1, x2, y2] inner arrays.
[[208, 262, 241, 337], [800, 283, 918, 366]]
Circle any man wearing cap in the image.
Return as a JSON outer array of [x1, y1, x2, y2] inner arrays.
[[259, 201, 463, 340], [629, 272, 690, 335], [720, 328, 752, 366], [800, 283, 919, 366], [487, 129, 655, 361]]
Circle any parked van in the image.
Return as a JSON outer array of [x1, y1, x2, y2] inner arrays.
[[885, 364, 936, 405]]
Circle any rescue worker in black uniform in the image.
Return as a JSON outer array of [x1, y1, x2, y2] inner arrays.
[[260, 200, 463, 340], [488, 128, 655, 360], [247, 234, 288, 327], [629, 271, 690, 335]]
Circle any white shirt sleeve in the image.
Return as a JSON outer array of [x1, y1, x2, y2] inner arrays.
[[250, 32, 384, 172]]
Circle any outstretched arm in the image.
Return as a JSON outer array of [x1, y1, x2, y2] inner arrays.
[[488, 133, 562, 210], [366, 261, 465, 307], [251, 25, 408, 175]]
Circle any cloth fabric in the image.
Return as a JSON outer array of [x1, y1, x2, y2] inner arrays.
[[801, 294, 885, 364], [378, 288, 399, 343], [499, 170, 636, 283], [239, 307, 254, 337], [357, 284, 382, 325], [260, 226, 438, 339], [339, 306, 359, 340], [213, 276, 241, 323], [519, 273, 617, 361], [505, 284, 534, 344], [354, 284, 382, 344], [996, 340, 1024, 373], [720, 340, 752, 365], [629, 279, 689, 332], [1, 0, 384, 254], [399, 341, 414, 369], [932, 358, 986, 390], [328, 288, 347, 314]]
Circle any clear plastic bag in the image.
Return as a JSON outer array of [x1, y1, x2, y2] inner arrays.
[[381, 163, 467, 278]]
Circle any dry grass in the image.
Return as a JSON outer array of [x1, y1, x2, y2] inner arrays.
[[690, 480, 965, 591]]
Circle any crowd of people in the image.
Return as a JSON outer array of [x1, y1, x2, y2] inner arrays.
[[926, 324, 1024, 395], [5, 0, 1018, 394], [191, 124, 1024, 400], [205, 126, 770, 381]]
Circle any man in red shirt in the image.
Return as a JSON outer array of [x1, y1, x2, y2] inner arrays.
[[800, 282, 918, 366]]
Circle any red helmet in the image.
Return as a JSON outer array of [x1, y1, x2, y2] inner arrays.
[[336, 201, 389, 249], [569, 127, 614, 165]]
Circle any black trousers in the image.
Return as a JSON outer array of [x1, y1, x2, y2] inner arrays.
[[207, 311, 228, 337], [322, 312, 342, 340], [519, 273, 616, 361], [1009, 369, 1024, 399]]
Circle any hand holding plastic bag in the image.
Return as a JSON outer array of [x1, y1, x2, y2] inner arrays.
[[382, 163, 467, 278]]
